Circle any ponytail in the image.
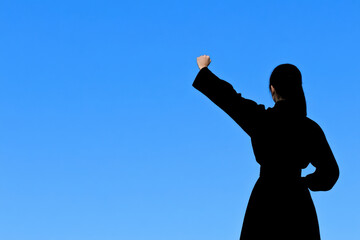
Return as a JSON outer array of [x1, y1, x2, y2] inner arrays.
[[269, 64, 307, 116]]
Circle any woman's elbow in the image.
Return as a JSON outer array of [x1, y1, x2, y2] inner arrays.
[[323, 168, 340, 191]]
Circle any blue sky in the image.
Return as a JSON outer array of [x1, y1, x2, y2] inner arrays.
[[0, 1, 359, 239]]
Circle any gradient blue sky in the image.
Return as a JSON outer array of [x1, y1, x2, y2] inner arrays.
[[1, 1, 359, 240]]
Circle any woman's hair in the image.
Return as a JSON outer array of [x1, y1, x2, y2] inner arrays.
[[269, 64, 307, 116]]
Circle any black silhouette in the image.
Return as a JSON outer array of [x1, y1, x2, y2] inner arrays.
[[192, 62, 339, 240]]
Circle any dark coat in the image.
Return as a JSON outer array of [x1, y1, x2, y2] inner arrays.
[[192, 67, 339, 240]]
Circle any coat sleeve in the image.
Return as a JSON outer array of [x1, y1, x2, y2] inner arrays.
[[192, 67, 265, 137], [303, 123, 340, 191]]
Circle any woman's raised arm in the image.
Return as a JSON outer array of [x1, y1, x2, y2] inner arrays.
[[192, 66, 265, 137]]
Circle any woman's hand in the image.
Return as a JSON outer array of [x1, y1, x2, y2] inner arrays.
[[197, 55, 211, 70]]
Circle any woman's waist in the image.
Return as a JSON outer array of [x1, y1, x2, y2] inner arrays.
[[259, 166, 302, 181]]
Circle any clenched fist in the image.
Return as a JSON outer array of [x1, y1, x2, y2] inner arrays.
[[197, 55, 211, 70]]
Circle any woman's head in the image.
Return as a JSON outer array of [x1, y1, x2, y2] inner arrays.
[[269, 64, 307, 116]]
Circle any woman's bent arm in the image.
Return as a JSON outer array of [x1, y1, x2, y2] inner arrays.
[[304, 124, 340, 191]]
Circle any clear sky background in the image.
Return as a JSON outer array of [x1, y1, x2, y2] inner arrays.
[[1, 1, 359, 240]]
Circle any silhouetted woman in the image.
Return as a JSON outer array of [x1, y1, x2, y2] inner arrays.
[[192, 55, 339, 240]]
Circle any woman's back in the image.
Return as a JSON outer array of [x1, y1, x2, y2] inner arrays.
[[252, 100, 323, 170]]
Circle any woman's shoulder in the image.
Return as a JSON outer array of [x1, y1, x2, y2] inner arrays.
[[303, 117, 326, 136], [304, 117, 320, 127]]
